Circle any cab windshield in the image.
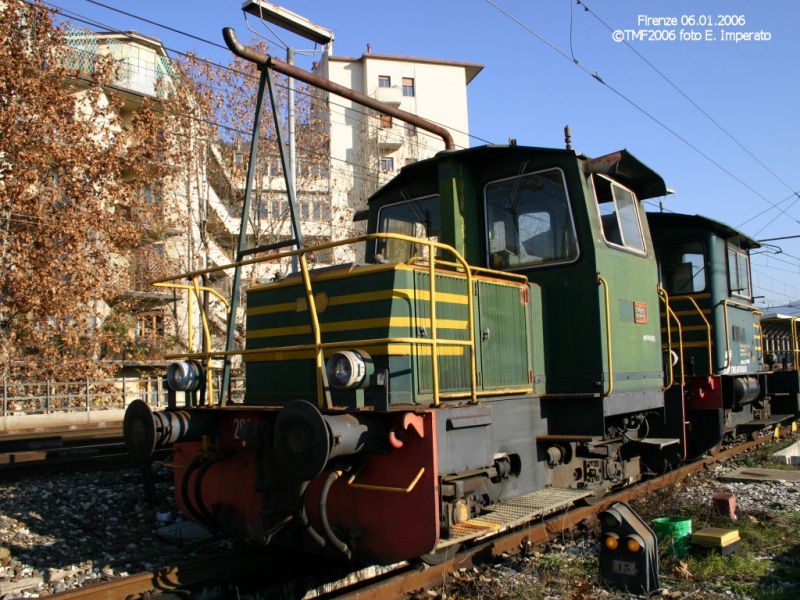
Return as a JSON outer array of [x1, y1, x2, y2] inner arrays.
[[376, 195, 441, 262]]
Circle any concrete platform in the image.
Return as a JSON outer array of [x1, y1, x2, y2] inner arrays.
[[769, 440, 800, 465], [719, 467, 800, 483]]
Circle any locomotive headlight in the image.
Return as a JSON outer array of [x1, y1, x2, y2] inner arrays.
[[166, 360, 204, 392], [326, 350, 372, 390]]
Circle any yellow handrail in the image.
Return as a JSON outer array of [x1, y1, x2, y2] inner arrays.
[[795, 317, 800, 368], [191, 277, 215, 404], [154, 280, 232, 405], [666, 304, 685, 386], [670, 294, 713, 375], [721, 299, 763, 371], [346, 467, 425, 493], [597, 274, 613, 398], [657, 287, 674, 391], [153, 233, 504, 408]]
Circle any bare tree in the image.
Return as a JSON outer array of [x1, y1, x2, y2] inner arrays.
[[0, 1, 173, 380]]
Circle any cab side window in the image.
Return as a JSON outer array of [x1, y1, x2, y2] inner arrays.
[[657, 242, 707, 294], [594, 175, 646, 254], [485, 168, 578, 269], [727, 245, 752, 298]]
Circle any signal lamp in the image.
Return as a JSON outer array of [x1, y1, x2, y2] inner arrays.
[[604, 534, 619, 550], [626, 537, 643, 553]]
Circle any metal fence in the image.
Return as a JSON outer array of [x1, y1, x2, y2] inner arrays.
[[1, 376, 246, 416]]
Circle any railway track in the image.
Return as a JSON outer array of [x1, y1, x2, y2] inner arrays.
[[0, 422, 127, 470], [45, 433, 777, 600]]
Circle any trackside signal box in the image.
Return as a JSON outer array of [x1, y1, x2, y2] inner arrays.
[[599, 502, 659, 594]]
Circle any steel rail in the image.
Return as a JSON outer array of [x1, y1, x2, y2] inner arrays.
[[335, 434, 773, 600], [47, 434, 776, 600]]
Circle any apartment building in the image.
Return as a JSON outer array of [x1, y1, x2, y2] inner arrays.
[[315, 49, 483, 256]]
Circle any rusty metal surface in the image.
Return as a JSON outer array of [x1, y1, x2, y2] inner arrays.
[[49, 546, 271, 600], [45, 437, 770, 600], [222, 27, 456, 150], [336, 435, 769, 600]]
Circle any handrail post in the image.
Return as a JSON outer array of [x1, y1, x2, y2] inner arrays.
[[299, 251, 331, 410], [428, 242, 440, 406], [658, 286, 674, 391], [597, 274, 613, 398], [666, 304, 685, 386]]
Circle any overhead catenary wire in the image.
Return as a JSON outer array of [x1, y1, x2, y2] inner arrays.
[[575, 0, 800, 198], [483, 0, 800, 227]]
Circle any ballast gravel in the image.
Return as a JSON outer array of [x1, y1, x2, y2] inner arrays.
[[0, 464, 225, 598]]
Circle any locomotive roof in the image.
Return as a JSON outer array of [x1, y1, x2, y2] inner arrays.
[[367, 145, 667, 204], [646, 212, 760, 249]]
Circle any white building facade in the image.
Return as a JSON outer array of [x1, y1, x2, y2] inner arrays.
[[314, 50, 482, 256]]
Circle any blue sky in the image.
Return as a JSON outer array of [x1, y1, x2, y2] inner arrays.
[[53, 0, 800, 308]]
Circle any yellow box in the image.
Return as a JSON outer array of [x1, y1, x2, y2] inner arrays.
[[691, 527, 740, 548]]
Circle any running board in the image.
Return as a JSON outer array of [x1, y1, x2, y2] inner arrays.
[[739, 414, 794, 429], [436, 487, 592, 549], [629, 437, 680, 449]]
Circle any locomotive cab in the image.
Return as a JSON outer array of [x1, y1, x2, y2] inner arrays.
[[368, 146, 676, 491], [647, 212, 771, 451]]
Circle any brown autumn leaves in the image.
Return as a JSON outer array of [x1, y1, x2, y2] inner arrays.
[[0, 0, 330, 381]]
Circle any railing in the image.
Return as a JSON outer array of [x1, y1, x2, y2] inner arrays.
[[597, 274, 613, 397], [153, 233, 526, 408], [63, 26, 174, 98], [0, 376, 246, 417], [760, 315, 800, 370], [658, 287, 685, 387], [670, 294, 713, 375]]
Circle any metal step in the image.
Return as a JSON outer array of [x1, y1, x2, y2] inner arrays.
[[630, 437, 681, 449], [437, 487, 592, 549], [742, 414, 794, 428]]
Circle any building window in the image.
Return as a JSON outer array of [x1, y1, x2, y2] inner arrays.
[[402, 77, 415, 97], [380, 114, 392, 128], [378, 75, 391, 88], [406, 123, 417, 136], [380, 157, 394, 172]]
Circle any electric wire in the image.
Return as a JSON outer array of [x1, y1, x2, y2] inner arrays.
[[576, 0, 800, 196], [483, 0, 800, 225], [57, 0, 493, 147]]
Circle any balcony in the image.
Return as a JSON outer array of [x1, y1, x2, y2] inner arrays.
[[372, 85, 403, 106], [377, 126, 404, 151], [63, 27, 174, 99]]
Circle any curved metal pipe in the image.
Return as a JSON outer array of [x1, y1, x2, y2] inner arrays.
[[194, 458, 216, 525], [297, 481, 326, 548], [180, 456, 208, 525], [319, 471, 351, 559], [222, 27, 456, 151]]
